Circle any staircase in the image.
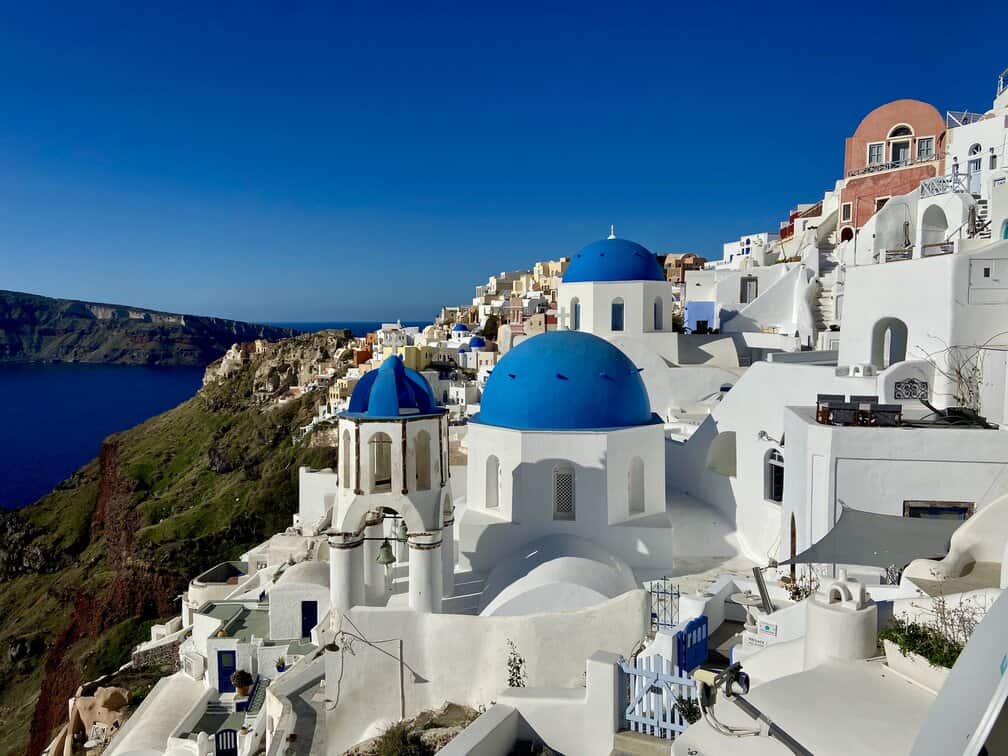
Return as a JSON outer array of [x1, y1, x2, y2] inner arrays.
[[815, 242, 840, 333], [976, 199, 992, 239], [611, 730, 673, 756]]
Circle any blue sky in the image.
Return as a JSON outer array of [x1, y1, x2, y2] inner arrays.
[[0, 2, 1003, 322]]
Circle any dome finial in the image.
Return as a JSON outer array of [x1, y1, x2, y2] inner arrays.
[[608, 224, 616, 240]]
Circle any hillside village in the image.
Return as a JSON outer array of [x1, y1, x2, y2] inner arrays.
[[37, 68, 1008, 756]]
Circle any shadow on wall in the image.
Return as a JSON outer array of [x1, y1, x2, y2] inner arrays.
[[665, 415, 739, 529], [673, 333, 744, 367]]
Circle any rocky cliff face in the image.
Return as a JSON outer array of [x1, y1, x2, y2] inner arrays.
[[0, 290, 298, 366], [0, 336, 345, 756]]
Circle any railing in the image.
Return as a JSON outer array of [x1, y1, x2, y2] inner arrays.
[[920, 173, 972, 197], [947, 110, 987, 128], [619, 653, 698, 740], [847, 151, 939, 178]]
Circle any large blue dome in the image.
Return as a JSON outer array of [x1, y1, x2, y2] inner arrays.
[[342, 355, 443, 419], [474, 331, 658, 431], [562, 237, 665, 283]]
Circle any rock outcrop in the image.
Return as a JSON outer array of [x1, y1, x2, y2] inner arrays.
[[0, 290, 297, 366]]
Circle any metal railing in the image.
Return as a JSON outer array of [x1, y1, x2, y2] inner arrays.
[[847, 151, 939, 178], [920, 173, 972, 197]]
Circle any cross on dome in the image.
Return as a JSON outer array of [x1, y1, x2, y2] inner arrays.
[[608, 224, 616, 239]]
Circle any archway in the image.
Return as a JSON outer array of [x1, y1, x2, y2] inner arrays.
[[368, 433, 393, 492], [415, 430, 431, 491], [870, 317, 908, 368], [570, 298, 581, 331], [840, 226, 854, 243], [653, 297, 663, 331], [341, 429, 352, 489], [921, 204, 948, 254]]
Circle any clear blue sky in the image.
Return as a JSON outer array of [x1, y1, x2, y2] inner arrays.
[[0, 2, 1003, 322]]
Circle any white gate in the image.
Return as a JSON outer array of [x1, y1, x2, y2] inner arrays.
[[619, 653, 697, 740]]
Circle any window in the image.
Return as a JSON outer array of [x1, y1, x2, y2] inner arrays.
[[764, 449, 784, 503], [969, 143, 983, 155], [553, 466, 575, 520], [903, 500, 974, 520], [868, 143, 884, 165], [653, 298, 663, 330], [841, 202, 852, 222], [888, 125, 913, 138], [485, 455, 499, 509], [341, 429, 352, 489], [611, 298, 624, 331], [875, 197, 889, 212], [740, 276, 758, 304], [570, 298, 580, 331], [415, 430, 431, 491], [891, 140, 910, 165], [917, 137, 934, 159], [969, 143, 982, 173], [368, 433, 392, 492], [628, 457, 645, 515], [991, 154, 998, 170]]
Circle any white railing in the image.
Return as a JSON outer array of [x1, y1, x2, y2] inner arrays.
[[920, 173, 972, 197]]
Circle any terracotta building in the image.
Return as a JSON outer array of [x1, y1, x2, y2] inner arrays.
[[839, 99, 947, 241], [660, 253, 707, 284]]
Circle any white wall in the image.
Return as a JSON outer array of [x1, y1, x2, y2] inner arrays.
[[298, 467, 338, 532], [269, 583, 331, 640], [559, 280, 677, 337], [322, 592, 648, 754]]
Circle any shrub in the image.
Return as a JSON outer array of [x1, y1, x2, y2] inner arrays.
[[674, 694, 701, 724], [374, 722, 432, 756], [505, 639, 527, 688], [230, 669, 254, 690], [879, 617, 963, 669]]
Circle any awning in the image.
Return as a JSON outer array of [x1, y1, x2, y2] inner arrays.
[[781, 505, 959, 569]]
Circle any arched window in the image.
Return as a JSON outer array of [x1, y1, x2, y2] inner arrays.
[[341, 429, 352, 489], [628, 457, 645, 514], [653, 298, 663, 331], [553, 465, 575, 520], [969, 143, 983, 155], [611, 298, 625, 332], [570, 298, 581, 331], [870, 317, 908, 368], [368, 432, 393, 493], [765, 449, 784, 503], [415, 430, 431, 491], [969, 143, 983, 174], [485, 455, 500, 509], [888, 124, 913, 138]]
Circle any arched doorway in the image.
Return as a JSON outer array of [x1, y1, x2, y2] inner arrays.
[[611, 298, 625, 331], [415, 430, 431, 491], [341, 429, 352, 489], [870, 317, 908, 368], [369, 433, 393, 492], [840, 226, 854, 243], [570, 298, 581, 330], [921, 204, 948, 255], [653, 298, 663, 331]]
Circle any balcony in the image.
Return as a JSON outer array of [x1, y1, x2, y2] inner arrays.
[[847, 151, 939, 178], [919, 173, 978, 198]]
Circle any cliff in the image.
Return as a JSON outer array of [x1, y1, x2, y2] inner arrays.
[[0, 331, 351, 756], [0, 290, 298, 366]]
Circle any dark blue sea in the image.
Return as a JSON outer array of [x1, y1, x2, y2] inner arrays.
[[274, 321, 429, 337], [0, 364, 204, 509]]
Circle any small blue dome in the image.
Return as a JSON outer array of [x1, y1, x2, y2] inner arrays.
[[474, 331, 657, 431], [452, 323, 470, 332], [469, 336, 487, 349], [563, 237, 664, 283], [457, 344, 470, 353], [342, 355, 443, 418]]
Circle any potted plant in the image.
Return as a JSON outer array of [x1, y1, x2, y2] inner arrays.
[[275, 656, 286, 673], [879, 617, 961, 693], [230, 669, 254, 697]]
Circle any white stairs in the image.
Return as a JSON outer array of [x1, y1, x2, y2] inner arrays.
[[976, 199, 991, 239]]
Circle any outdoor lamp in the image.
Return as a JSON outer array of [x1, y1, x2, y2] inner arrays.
[[376, 539, 396, 566]]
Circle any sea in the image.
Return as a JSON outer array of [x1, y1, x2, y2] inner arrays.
[[271, 320, 430, 336], [0, 320, 430, 510]]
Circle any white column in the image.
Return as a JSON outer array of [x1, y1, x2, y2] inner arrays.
[[329, 532, 364, 614], [408, 532, 443, 613], [441, 503, 455, 599], [362, 515, 386, 605]]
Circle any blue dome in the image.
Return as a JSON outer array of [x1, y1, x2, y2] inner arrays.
[[452, 323, 470, 332], [342, 355, 443, 419], [562, 237, 664, 283], [474, 331, 657, 431], [469, 336, 487, 348]]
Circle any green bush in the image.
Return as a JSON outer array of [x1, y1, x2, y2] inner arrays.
[[374, 722, 433, 756], [879, 617, 963, 669]]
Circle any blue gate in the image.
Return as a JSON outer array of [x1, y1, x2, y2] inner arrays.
[[676, 615, 709, 673], [649, 578, 680, 632], [619, 653, 697, 740]]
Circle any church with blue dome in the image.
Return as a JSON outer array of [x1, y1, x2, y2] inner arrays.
[[557, 231, 678, 339], [458, 329, 670, 575]]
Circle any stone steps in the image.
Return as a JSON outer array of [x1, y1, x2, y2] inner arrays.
[[610, 730, 673, 756]]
